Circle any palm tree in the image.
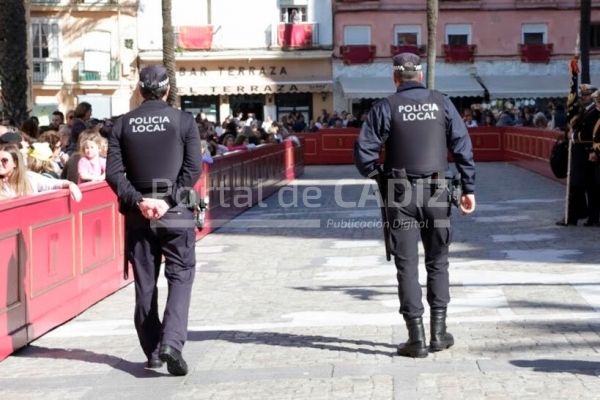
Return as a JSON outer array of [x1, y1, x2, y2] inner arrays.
[[162, 0, 178, 107], [0, 0, 29, 125], [426, 0, 438, 89], [580, 0, 591, 84]]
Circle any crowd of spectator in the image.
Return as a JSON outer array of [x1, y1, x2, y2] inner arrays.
[[0, 103, 111, 201], [0, 99, 564, 202], [459, 100, 569, 131]]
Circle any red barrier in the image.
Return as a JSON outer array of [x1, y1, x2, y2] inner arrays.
[[0, 182, 127, 362], [297, 129, 359, 165], [0, 142, 303, 361], [297, 127, 562, 180], [195, 141, 303, 238]]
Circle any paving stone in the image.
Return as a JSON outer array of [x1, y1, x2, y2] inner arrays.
[[1, 164, 600, 399]]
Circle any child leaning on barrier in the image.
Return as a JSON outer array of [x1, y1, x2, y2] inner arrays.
[[77, 132, 106, 183]]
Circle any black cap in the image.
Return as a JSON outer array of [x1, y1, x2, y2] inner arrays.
[[392, 52, 422, 72], [139, 64, 169, 90], [0, 131, 22, 145]]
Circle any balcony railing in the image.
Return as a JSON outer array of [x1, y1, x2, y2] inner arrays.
[[31, 0, 118, 6], [76, 60, 120, 82], [277, 22, 319, 49], [32, 60, 63, 83], [75, 0, 117, 3], [391, 44, 426, 57], [443, 44, 476, 63], [175, 26, 213, 50], [340, 45, 376, 65], [519, 43, 553, 63]]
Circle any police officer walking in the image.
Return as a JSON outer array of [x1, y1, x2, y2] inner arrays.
[[106, 65, 202, 375], [354, 53, 476, 358]]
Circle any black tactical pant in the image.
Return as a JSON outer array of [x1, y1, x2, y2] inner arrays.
[[567, 144, 590, 223], [387, 174, 451, 319], [125, 207, 196, 360]]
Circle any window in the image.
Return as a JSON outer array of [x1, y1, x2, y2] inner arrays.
[[279, 0, 308, 22], [590, 23, 600, 49], [281, 7, 307, 23], [31, 19, 61, 82], [31, 20, 59, 60], [394, 25, 421, 46], [445, 24, 471, 45], [343, 25, 371, 45], [522, 23, 547, 44]]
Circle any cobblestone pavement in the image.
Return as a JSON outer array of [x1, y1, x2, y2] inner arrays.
[[1, 163, 600, 399]]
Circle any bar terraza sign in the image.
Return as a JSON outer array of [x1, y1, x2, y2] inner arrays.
[[176, 64, 331, 95], [178, 65, 289, 77]]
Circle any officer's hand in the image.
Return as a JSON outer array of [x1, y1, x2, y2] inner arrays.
[[459, 194, 476, 215], [153, 199, 170, 219], [138, 198, 158, 220], [589, 152, 598, 162]]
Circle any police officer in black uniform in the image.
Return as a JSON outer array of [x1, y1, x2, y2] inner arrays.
[[354, 53, 476, 358], [106, 65, 202, 375]]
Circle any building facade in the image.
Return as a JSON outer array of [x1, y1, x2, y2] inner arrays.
[[137, 0, 334, 124], [29, 0, 139, 124], [333, 0, 600, 116]]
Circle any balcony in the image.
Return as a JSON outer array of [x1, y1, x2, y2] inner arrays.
[[519, 43, 553, 63], [76, 60, 120, 82], [443, 44, 476, 63], [340, 45, 376, 65], [32, 60, 63, 84], [391, 44, 426, 57], [277, 22, 318, 49], [176, 26, 213, 50]]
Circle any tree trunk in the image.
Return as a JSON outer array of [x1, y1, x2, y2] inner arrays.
[[580, 0, 591, 84], [0, 0, 30, 125], [426, 0, 438, 89], [162, 0, 178, 107]]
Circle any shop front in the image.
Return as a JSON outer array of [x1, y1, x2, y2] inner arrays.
[[175, 59, 332, 124]]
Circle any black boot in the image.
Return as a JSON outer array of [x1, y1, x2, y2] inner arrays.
[[397, 317, 428, 358], [430, 308, 454, 352]]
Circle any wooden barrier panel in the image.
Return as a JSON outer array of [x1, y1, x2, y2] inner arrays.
[[502, 127, 562, 181], [297, 127, 561, 180], [297, 128, 505, 165], [0, 141, 304, 361], [0, 184, 126, 361], [297, 129, 359, 165]]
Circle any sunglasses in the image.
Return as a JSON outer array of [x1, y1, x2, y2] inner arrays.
[[1, 157, 10, 165]]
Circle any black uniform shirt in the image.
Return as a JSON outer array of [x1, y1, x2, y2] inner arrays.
[[106, 99, 202, 210], [354, 81, 476, 194]]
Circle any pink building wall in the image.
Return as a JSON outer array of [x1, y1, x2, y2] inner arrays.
[[335, 2, 600, 60]]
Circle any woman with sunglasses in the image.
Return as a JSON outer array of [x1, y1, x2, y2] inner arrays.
[[0, 144, 82, 201]]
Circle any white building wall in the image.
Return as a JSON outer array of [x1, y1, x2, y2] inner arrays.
[[137, 0, 162, 51], [209, 0, 279, 49], [309, 0, 332, 47], [138, 0, 332, 51]]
